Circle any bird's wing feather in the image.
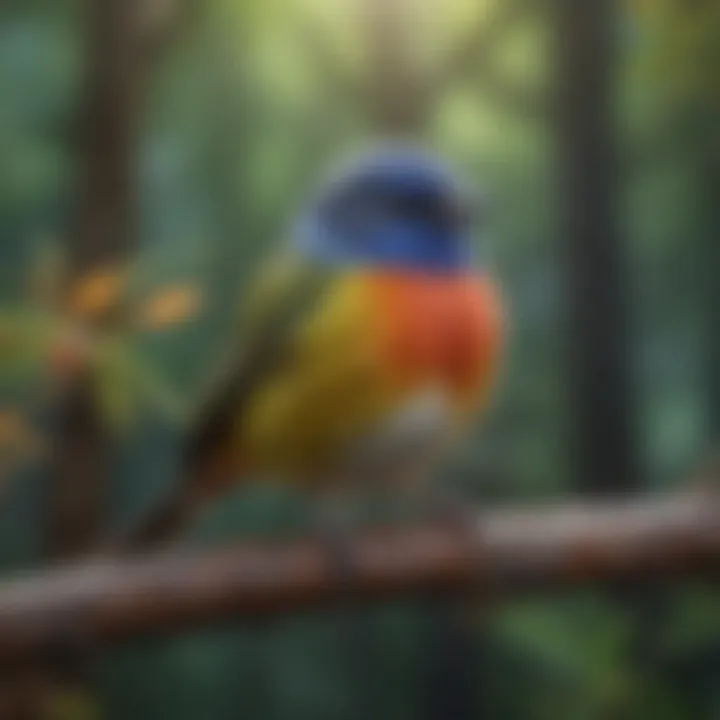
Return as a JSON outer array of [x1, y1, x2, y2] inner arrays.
[[184, 255, 332, 484]]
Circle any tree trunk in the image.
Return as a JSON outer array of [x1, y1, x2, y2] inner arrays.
[[553, 0, 671, 697], [35, 1, 151, 717], [45, 0, 145, 561], [555, 0, 640, 494]]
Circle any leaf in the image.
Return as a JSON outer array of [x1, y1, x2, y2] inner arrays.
[[135, 285, 204, 330], [92, 334, 148, 431], [69, 267, 126, 320]]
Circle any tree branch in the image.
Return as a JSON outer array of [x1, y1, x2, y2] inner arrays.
[[33, 2, 178, 715], [45, 0, 169, 561], [1, 491, 718, 659]]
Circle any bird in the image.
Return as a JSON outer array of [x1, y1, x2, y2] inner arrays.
[[118, 145, 505, 552]]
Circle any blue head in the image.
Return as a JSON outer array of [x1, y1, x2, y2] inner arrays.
[[294, 148, 482, 275]]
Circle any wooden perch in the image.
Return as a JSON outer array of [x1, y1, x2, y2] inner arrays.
[[0, 491, 719, 659]]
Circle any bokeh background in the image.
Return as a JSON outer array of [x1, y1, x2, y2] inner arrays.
[[0, 0, 718, 717]]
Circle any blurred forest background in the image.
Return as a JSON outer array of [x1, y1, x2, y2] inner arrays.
[[0, 0, 719, 717]]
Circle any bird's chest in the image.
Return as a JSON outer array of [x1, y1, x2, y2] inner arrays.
[[240, 271, 499, 478], [370, 272, 493, 393]]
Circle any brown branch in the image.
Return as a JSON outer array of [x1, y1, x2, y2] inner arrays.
[[1, 492, 718, 659], [33, 2, 177, 715]]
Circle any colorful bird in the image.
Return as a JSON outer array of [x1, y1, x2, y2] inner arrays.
[[122, 146, 505, 550]]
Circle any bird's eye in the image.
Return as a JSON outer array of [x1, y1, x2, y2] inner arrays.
[[393, 193, 435, 220]]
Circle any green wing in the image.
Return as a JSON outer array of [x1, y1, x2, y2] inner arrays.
[[185, 253, 331, 467], [242, 253, 329, 337]]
